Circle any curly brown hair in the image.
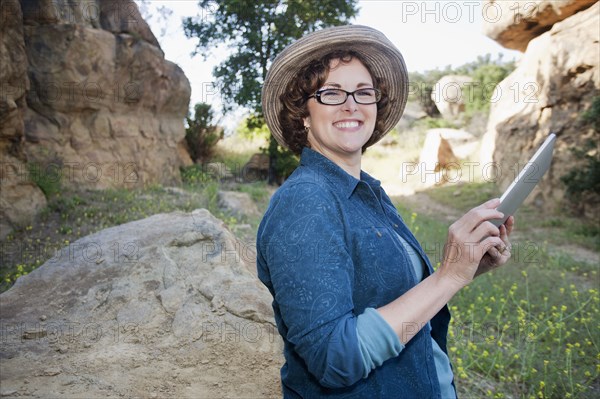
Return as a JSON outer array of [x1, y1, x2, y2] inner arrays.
[[279, 50, 390, 156]]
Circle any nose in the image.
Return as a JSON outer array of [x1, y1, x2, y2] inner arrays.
[[341, 93, 358, 112]]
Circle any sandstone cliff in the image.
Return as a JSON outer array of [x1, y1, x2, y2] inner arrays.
[[481, 1, 599, 217], [1, 0, 192, 238], [482, 0, 597, 52], [0, 0, 47, 239]]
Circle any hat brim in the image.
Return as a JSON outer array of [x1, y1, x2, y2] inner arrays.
[[262, 25, 409, 151]]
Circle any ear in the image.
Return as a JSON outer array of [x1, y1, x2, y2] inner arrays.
[[303, 116, 311, 129]]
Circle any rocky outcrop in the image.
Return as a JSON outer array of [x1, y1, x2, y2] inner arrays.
[[431, 75, 474, 121], [481, 2, 599, 216], [0, 209, 282, 398], [395, 101, 426, 131], [21, 0, 192, 189], [0, 0, 47, 239], [482, 0, 597, 52], [1, 0, 192, 236], [417, 129, 478, 187], [217, 190, 260, 218], [243, 153, 269, 182]]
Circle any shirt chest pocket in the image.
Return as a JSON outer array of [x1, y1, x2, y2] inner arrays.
[[350, 226, 417, 308]]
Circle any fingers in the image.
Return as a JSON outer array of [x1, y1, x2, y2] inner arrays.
[[499, 223, 508, 241], [441, 199, 512, 285], [485, 232, 512, 262], [459, 198, 502, 227], [474, 197, 501, 210], [472, 220, 501, 241], [453, 206, 504, 234], [482, 236, 507, 259], [499, 224, 512, 249], [503, 216, 515, 236]]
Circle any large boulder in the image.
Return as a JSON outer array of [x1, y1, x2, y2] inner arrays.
[[0, 0, 46, 239], [217, 190, 260, 218], [482, 0, 597, 52], [0, 209, 282, 398], [430, 75, 474, 121], [480, 2, 599, 216]]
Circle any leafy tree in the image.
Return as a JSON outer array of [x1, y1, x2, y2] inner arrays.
[[459, 55, 515, 114], [185, 102, 222, 163], [183, 0, 359, 183]]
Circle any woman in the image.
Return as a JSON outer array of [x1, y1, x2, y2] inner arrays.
[[257, 25, 513, 399]]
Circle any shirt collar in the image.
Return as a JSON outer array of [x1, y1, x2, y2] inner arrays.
[[299, 147, 382, 199]]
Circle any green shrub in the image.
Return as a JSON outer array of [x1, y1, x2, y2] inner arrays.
[[560, 97, 600, 212], [185, 102, 223, 163], [560, 139, 600, 204], [582, 95, 600, 132], [27, 161, 62, 197], [180, 164, 216, 186]]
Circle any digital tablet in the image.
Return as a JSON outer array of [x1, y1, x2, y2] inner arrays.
[[491, 133, 557, 227]]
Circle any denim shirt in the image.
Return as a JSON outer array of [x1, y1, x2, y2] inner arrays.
[[257, 147, 452, 398]]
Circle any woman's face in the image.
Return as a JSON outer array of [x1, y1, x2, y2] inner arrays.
[[304, 58, 377, 164]]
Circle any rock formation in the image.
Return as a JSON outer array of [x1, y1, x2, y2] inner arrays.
[[430, 75, 474, 121], [243, 153, 269, 182], [0, 209, 282, 398], [482, 0, 597, 52], [417, 128, 478, 187], [0, 0, 47, 240], [217, 190, 260, 219], [1, 0, 192, 237], [481, 1, 599, 216]]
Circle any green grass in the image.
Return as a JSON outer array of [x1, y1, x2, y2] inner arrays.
[[392, 193, 599, 399]]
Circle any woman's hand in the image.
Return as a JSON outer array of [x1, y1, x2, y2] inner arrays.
[[475, 215, 514, 277], [438, 198, 512, 288]]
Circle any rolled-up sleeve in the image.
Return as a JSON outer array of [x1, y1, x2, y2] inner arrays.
[[356, 307, 404, 377], [258, 182, 366, 388]]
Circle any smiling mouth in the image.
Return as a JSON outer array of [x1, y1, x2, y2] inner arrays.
[[334, 121, 361, 129]]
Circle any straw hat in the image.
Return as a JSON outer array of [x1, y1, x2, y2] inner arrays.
[[262, 25, 409, 150]]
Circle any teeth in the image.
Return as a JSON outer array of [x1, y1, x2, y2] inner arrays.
[[334, 121, 359, 128]]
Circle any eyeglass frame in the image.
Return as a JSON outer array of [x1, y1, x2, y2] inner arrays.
[[306, 87, 382, 105]]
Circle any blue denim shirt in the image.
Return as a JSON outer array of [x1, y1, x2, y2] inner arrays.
[[257, 147, 452, 398]]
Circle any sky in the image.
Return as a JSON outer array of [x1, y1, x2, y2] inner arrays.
[[136, 0, 522, 132]]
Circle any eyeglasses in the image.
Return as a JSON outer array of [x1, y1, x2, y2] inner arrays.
[[307, 88, 381, 105]]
